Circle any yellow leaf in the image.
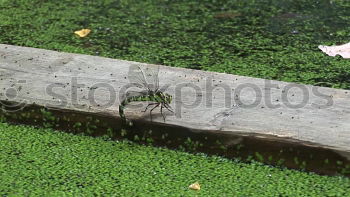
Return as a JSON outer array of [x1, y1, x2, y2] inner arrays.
[[74, 29, 91, 38], [189, 182, 200, 191]]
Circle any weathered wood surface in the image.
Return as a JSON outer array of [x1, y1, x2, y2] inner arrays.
[[1, 44, 350, 159]]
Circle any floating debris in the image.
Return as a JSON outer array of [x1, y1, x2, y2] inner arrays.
[[189, 182, 201, 191], [318, 42, 350, 59], [74, 29, 91, 38]]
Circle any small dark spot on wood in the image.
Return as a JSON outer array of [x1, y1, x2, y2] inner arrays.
[[28, 58, 33, 60]]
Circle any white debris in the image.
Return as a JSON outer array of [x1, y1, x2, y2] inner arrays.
[[318, 42, 350, 59]]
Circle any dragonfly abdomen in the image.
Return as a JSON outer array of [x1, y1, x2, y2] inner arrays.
[[119, 94, 156, 121]]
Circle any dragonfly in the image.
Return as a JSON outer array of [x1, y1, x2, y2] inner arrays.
[[119, 64, 174, 124]]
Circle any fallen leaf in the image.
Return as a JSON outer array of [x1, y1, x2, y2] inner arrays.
[[318, 42, 350, 59], [189, 182, 200, 191], [74, 29, 91, 38]]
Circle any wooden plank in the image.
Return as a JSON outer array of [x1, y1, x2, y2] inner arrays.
[[1, 44, 350, 174]]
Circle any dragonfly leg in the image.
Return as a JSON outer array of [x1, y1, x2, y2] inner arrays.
[[160, 104, 166, 122], [149, 103, 160, 121], [142, 102, 158, 112], [164, 103, 174, 113]]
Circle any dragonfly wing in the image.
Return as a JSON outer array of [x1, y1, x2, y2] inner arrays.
[[128, 64, 160, 92], [128, 64, 148, 90], [148, 65, 160, 92], [125, 90, 148, 98], [158, 83, 170, 92]]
